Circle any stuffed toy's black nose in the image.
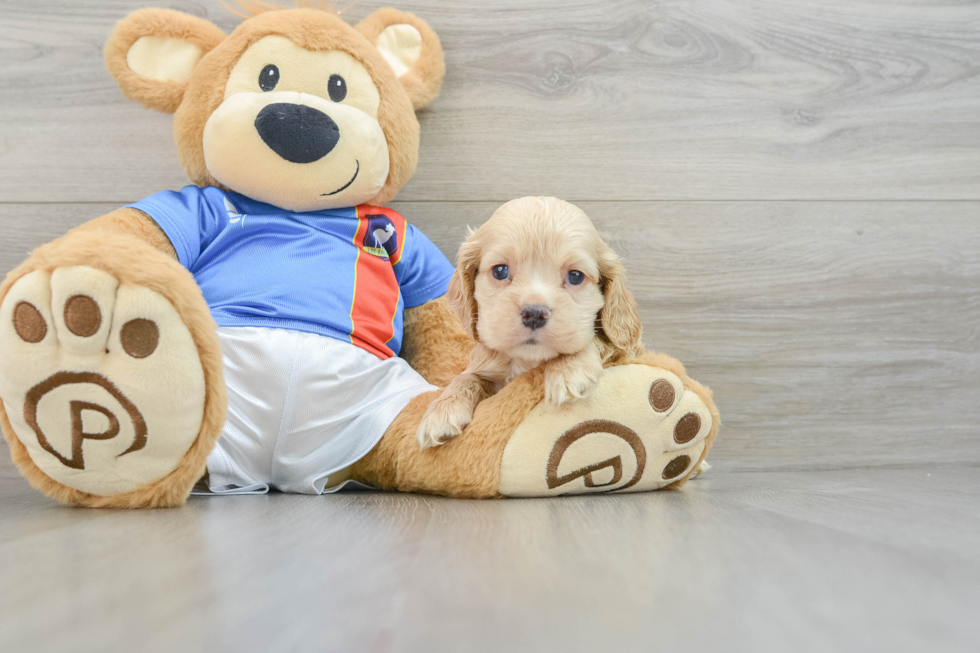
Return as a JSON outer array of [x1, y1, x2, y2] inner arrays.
[[520, 305, 551, 330], [254, 103, 339, 164]]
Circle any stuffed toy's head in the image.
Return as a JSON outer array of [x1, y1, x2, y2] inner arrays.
[[105, 2, 444, 212]]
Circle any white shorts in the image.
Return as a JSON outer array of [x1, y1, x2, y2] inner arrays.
[[196, 327, 436, 495]]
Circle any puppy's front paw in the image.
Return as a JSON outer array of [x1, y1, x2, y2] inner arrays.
[[545, 364, 602, 405], [415, 394, 475, 449]]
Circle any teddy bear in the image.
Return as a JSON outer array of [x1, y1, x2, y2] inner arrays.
[[0, 2, 719, 508]]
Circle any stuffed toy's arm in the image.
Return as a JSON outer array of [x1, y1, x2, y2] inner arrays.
[[70, 208, 177, 259], [0, 204, 227, 509], [400, 296, 473, 388]]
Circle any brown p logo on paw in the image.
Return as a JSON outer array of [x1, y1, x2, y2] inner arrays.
[[546, 420, 647, 492], [24, 372, 147, 471], [0, 267, 208, 496], [498, 365, 713, 497]]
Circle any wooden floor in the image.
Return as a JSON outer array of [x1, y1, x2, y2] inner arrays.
[[1, 0, 979, 650], [1, 464, 978, 652]]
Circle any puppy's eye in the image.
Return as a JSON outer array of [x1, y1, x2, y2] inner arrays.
[[566, 270, 585, 286], [328, 74, 347, 102], [259, 64, 279, 92], [491, 265, 510, 281]]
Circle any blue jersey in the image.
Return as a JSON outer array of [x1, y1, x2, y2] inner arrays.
[[129, 186, 454, 359]]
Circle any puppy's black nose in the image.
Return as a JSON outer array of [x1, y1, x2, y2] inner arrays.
[[520, 305, 551, 330], [254, 103, 339, 164]]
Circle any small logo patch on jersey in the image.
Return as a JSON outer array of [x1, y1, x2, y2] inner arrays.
[[224, 197, 246, 226], [362, 214, 398, 260]]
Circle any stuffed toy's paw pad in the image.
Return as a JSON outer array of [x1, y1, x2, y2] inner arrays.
[[498, 365, 712, 496], [0, 267, 206, 497]]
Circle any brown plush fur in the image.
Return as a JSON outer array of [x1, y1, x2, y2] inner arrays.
[[351, 367, 546, 498], [400, 296, 473, 387], [355, 8, 445, 110], [104, 8, 226, 114], [221, 0, 337, 17], [75, 208, 178, 259], [0, 228, 227, 508], [351, 348, 719, 498], [105, 7, 441, 208]]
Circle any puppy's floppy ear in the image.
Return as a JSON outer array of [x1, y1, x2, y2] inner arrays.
[[446, 235, 482, 339], [597, 248, 643, 358], [356, 9, 445, 110], [104, 8, 226, 113]]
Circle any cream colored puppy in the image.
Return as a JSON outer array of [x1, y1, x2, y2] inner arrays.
[[416, 196, 643, 449]]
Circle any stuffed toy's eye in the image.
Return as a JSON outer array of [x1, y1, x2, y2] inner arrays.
[[259, 64, 279, 92], [328, 74, 347, 102], [566, 270, 585, 286], [492, 265, 510, 281]]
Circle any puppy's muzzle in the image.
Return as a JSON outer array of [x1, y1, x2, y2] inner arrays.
[[520, 305, 551, 330], [255, 103, 340, 164]]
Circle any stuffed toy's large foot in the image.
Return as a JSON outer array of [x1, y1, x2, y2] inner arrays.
[[0, 231, 225, 508], [351, 353, 719, 498], [498, 362, 713, 496]]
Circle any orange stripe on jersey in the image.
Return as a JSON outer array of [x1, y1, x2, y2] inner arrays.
[[347, 206, 366, 349], [348, 206, 407, 359]]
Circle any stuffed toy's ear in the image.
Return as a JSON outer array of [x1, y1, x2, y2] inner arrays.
[[356, 8, 445, 110], [598, 249, 643, 357], [447, 235, 482, 339], [104, 8, 226, 114]]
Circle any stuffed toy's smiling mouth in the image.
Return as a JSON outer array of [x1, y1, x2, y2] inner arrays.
[[321, 160, 360, 197]]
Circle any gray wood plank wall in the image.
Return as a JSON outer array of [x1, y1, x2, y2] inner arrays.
[[1, 0, 978, 472]]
